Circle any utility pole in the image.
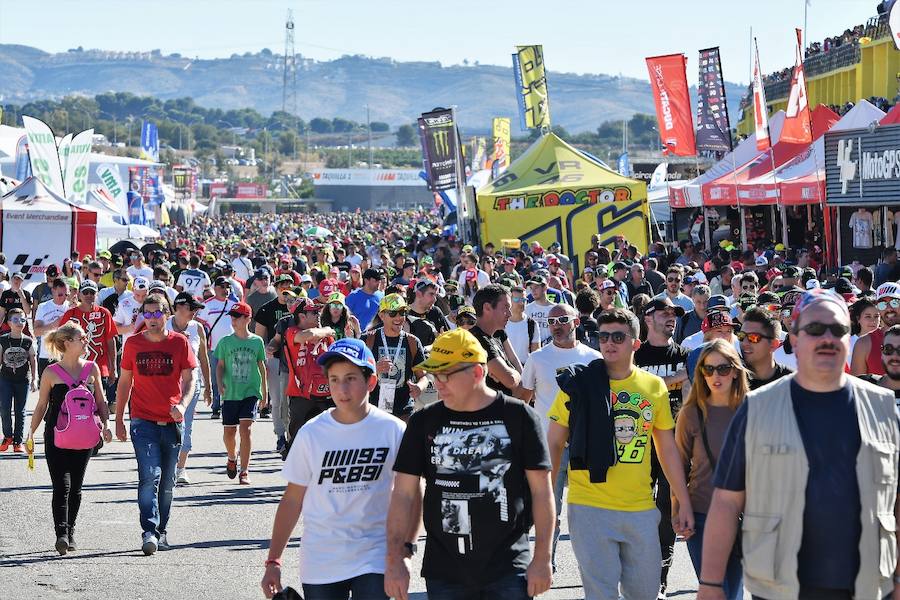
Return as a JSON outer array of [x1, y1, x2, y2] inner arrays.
[[366, 104, 373, 169], [347, 130, 352, 167], [282, 10, 298, 116]]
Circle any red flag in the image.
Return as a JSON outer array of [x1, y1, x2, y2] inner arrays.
[[752, 39, 770, 151], [780, 28, 812, 144], [646, 54, 697, 156]]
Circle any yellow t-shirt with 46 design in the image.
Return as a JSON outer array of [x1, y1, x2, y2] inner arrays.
[[547, 366, 673, 511]]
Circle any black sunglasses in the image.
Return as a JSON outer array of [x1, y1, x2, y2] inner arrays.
[[597, 331, 631, 344], [883, 344, 900, 357], [701, 363, 734, 377], [457, 316, 476, 326], [796, 322, 850, 337], [386, 310, 407, 317]]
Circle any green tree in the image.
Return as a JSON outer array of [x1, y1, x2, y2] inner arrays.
[[369, 121, 390, 132], [309, 117, 333, 134], [395, 124, 416, 147], [278, 130, 299, 156]]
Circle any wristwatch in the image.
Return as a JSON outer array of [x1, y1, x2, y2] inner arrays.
[[403, 542, 418, 557]]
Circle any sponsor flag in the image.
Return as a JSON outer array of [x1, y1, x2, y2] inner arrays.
[[417, 108, 460, 191], [513, 45, 551, 130], [891, 0, 900, 50], [780, 28, 812, 144], [645, 54, 697, 156], [22, 116, 65, 196], [140, 121, 160, 162], [617, 153, 632, 177], [60, 129, 94, 204], [649, 162, 669, 191], [96, 163, 128, 217], [14, 135, 31, 182], [752, 38, 771, 151], [471, 137, 487, 171], [695, 47, 733, 152], [490, 117, 511, 177]]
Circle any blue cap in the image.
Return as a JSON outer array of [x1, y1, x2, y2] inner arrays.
[[316, 338, 377, 370]]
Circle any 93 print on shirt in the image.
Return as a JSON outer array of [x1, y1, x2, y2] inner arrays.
[[318, 446, 389, 486]]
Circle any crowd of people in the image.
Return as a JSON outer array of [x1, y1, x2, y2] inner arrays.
[[2, 207, 899, 600]]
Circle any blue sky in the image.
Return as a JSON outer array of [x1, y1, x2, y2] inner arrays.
[[0, 0, 882, 83]]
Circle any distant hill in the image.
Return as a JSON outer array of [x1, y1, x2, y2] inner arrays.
[[0, 45, 746, 134]]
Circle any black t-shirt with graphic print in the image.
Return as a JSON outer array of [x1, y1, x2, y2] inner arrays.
[[634, 342, 688, 416], [0, 333, 34, 382], [393, 394, 550, 585]]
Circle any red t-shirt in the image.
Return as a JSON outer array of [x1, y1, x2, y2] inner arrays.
[[121, 331, 198, 422], [61, 305, 118, 377]]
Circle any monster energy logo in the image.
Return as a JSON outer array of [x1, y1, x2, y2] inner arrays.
[[431, 128, 451, 158]]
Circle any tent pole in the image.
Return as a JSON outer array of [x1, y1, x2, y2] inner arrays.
[[741, 208, 748, 250]]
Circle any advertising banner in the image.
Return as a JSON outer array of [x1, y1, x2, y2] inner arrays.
[[14, 135, 31, 182], [234, 183, 268, 198], [60, 129, 94, 204], [695, 47, 732, 152], [752, 39, 771, 151], [645, 54, 697, 156], [418, 108, 459, 191], [95, 163, 128, 218], [209, 182, 229, 197], [127, 190, 146, 225], [780, 29, 812, 144], [618, 153, 632, 177], [490, 117, 511, 176], [513, 45, 551, 130], [22, 116, 65, 196], [140, 121, 159, 162], [825, 125, 900, 205]]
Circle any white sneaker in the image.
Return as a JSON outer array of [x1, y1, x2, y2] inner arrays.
[[157, 533, 171, 551], [142, 532, 157, 555], [176, 468, 190, 485]]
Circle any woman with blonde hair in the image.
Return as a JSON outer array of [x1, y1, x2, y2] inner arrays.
[[25, 321, 111, 555], [674, 338, 746, 600]]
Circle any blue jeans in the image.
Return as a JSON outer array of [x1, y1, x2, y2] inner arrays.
[[302, 573, 387, 600], [0, 378, 28, 444], [181, 381, 201, 454], [208, 354, 221, 412], [552, 446, 569, 570], [130, 418, 182, 537], [686, 512, 743, 600], [425, 572, 530, 600]]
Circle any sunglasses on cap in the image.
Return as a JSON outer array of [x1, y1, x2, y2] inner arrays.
[[701, 363, 734, 377], [736, 331, 773, 344], [597, 331, 632, 344], [547, 315, 574, 326], [877, 299, 900, 311], [796, 322, 850, 337], [883, 344, 900, 356], [142, 310, 165, 320]]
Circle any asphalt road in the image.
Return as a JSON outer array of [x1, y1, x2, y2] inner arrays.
[[1, 390, 716, 599]]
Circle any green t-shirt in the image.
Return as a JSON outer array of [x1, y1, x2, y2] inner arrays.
[[214, 333, 266, 402]]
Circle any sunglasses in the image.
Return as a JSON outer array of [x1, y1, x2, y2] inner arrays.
[[877, 299, 900, 311], [512, 297, 525, 303], [433, 364, 475, 383], [457, 316, 476, 326], [701, 363, 735, 377], [142, 310, 165, 319], [883, 344, 900, 356], [328, 303, 344, 310], [797, 322, 850, 337], [386, 310, 407, 317], [230, 313, 249, 319], [547, 316, 574, 326], [8, 317, 25, 325], [666, 277, 681, 283], [597, 331, 632, 344], [80, 290, 96, 296], [737, 331, 773, 344], [90, 272, 102, 277], [742, 285, 758, 291], [603, 290, 616, 296]]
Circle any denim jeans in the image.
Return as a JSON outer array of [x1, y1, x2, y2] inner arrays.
[[552, 446, 569, 570], [686, 512, 743, 600], [208, 354, 221, 412], [0, 378, 28, 443], [181, 379, 201, 454], [301, 573, 387, 600], [425, 572, 530, 600], [130, 418, 182, 537]]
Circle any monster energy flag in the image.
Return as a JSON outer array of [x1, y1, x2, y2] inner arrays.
[[695, 47, 732, 153], [418, 108, 460, 191]]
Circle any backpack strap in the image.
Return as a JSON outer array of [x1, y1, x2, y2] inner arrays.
[[78, 362, 94, 386], [49, 363, 76, 388]]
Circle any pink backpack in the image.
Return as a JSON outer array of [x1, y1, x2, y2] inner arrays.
[[51, 362, 102, 450]]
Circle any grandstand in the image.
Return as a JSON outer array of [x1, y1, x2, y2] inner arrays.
[[737, 10, 898, 134]]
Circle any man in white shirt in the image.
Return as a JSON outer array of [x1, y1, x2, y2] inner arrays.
[[653, 266, 695, 314], [33, 278, 71, 377], [126, 251, 153, 281], [176, 255, 212, 299], [517, 303, 601, 572], [345, 243, 364, 268], [525, 275, 555, 346], [231, 248, 254, 282], [456, 252, 491, 289], [113, 276, 150, 339], [198, 277, 237, 419], [505, 285, 540, 365]]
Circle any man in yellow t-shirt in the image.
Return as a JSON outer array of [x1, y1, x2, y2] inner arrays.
[[547, 307, 694, 600]]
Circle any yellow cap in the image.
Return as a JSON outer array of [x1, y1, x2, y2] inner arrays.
[[379, 293, 408, 312], [415, 329, 487, 372], [775, 243, 786, 251], [326, 292, 346, 305]]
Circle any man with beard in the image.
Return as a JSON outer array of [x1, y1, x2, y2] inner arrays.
[[653, 266, 695, 315], [739, 307, 793, 390], [635, 297, 689, 599], [850, 282, 900, 376], [406, 280, 449, 349], [863, 325, 900, 403]]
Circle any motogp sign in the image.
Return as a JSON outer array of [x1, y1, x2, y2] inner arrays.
[[825, 125, 900, 204]]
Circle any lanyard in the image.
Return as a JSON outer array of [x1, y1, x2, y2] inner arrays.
[[379, 328, 405, 373]]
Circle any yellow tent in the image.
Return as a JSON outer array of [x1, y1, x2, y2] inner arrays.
[[476, 133, 649, 275]]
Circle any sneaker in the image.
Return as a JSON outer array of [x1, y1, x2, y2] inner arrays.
[[259, 406, 271, 418], [239, 470, 250, 485], [226, 457, 238, 479], [275, 435, 285, 454], [211, 410, 221, 420], [157, 533, 171, 551], [176, 468, 190, 485], [12, 444, 23, 453], [657, 585, 667, 600], [141, 532, 158, 556], [0, 437, 11, 452]]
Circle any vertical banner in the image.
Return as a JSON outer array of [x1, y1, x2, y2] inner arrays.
[[14, 135, 31, 182], [140, 121, 159, 162], [618, 153, 632, 177], [22, 116, 65, 196], [645, 54, 697, 156], [780, 29, 812, 144], [513, 45, 551, 130], [417, 108, 460, 191], [471, 137, 487, 171], [96, 163, 128, 218], [752, 38, 771, 151], [60, 129, 94, 204], [695, 47, 733, 152], [490, 117, 511, 177]]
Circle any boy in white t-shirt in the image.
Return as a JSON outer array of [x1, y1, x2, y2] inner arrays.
[[261, 337, 406, 600]]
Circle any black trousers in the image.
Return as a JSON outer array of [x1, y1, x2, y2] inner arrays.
[[651, 447, 676, 589], [44, 425, 92, 534], [286, 396, 334, 445]]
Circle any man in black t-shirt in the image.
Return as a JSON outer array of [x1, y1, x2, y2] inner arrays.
[[254, 289, 299, 442], [407, 280, 450, 349], [385, 328, 553, 600], [0, 272, 32, 335], [739, 307, 793, 391], [469, 285, 521, 395]]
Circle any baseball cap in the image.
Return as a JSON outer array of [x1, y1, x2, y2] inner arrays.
[[325, 292, 346, 305], [775, 243, 786, 251], [12, 271, 26, 281], [98, 250, 112, 259], [599, 279, 617, 292], [504, 257, 516, 266], [414, 329, 488, 373], [79, 280, 98, 293], [149, 280, 167, 293], [274, 274, 294, 286], [547, 255, 560, 265], [612, 261, 628, 272], [839, 265, 853, 279], [204, 253, 216, 263], [805, 279, 821, 290], [173, 292, 204, 310], [295, 298, 322, 313], [214, 276, 232, 287], [644, 297, 686, 317], [702, 310, 738, 332], [456, 305, 477, 320], [444, 279, 459, 291], [876, 282, 900, 301], [300, 274, 313, 283], [227, 302, 252, 318], [755, 255, 768, 267], [707, 294, 729, 313], [379, 293, 408, 312], [362, 268, 381, 280], [780, 289, 804, 308], [316, 338, 377, 371], [782, 266, 801, 279], [350, 264, 361, 273], [414, 279, 438, 293], [133, 276, 150, 291], [766, 268, 783, 281], [528, 275, 548, 286], [791, 288, 850, 323], [254, 268, 270, 279]]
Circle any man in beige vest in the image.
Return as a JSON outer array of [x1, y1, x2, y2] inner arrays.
[[698, 289, 900, 600]]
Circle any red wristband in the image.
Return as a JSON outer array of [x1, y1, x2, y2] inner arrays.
[[265, 558, 282, 567]]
